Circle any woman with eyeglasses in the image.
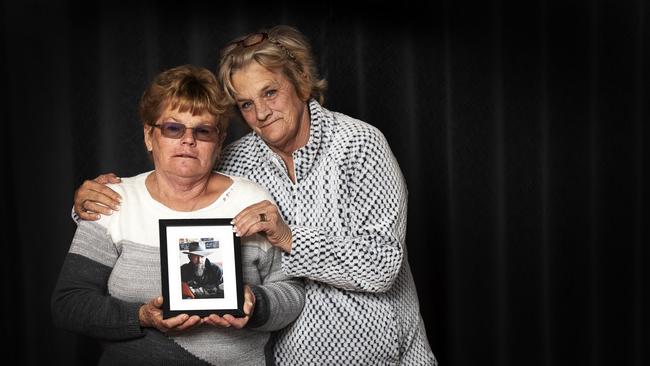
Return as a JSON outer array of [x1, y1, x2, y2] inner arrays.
[[52, 64, 304, 365], [72, 25, 436, 365]]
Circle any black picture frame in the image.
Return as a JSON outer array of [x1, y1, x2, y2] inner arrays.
[[159, 218, 244, 318]]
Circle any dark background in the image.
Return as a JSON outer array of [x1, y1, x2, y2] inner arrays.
[[2, 0, 649, 365]]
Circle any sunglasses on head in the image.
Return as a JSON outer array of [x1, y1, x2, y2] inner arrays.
[[227, 32, 296, 60], [152, 122, 219, 142]]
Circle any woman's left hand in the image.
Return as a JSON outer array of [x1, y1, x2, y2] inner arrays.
[[202, 285, 255, 329], [139, 296, 202, 334], [232, 200, 292, 253]]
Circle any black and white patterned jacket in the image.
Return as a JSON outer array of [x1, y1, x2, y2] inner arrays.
[[218, 100, 436, 365]]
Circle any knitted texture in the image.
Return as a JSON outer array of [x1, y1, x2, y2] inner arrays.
[[55, 174, 304, 365], [218, 100, 436, 365]]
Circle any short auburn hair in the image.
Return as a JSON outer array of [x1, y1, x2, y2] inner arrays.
[[139, 64, 232, 136]]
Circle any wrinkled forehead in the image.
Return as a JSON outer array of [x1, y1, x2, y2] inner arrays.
[[231, 63, 291, 96]]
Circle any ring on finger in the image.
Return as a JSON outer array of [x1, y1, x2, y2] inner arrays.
[[259, 213, 268, 222]]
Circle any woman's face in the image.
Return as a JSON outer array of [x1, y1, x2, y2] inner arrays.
[[144, 105, 220, 180], [231, 62, 310, 155]]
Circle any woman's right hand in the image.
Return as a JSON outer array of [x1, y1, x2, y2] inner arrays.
[[74, 173, 122, 220], [139, 296, 202, 334]]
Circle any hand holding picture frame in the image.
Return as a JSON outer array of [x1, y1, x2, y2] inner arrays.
[[159, 218, 244, 318]]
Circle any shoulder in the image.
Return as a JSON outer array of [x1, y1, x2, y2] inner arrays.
[[336, 112, 385, 140], [324, 110, 391, 156], [227, 175, 274, 203], [218, 133, 261, 175], [106, 171, 150, 198], [222, 132, 258, 155], [97, 171, 150, 227]]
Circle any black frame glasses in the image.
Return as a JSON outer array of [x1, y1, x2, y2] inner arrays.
[[152, 122, 219, 142]]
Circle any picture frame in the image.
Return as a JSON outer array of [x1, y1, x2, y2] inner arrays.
[[159, 218, 244, 318]]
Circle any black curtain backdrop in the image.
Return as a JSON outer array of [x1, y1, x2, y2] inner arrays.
[[2, 0, 649, 365]]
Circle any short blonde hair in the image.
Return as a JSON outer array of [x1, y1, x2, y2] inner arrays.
[[139, 64, 231, 137], [218, 25, 327, 105]]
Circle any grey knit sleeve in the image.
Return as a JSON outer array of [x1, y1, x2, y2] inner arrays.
[[246, 244, 304, 332], [51, 221, 145, 341]]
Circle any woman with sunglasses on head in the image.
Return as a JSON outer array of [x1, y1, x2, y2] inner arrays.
[[53, 64, 304, 365], [73, 25, 436, 365]]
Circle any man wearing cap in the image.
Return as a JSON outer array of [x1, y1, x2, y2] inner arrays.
[[180, 241, 223, 299]]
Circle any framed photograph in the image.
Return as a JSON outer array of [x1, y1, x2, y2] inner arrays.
[[159, 218, 244, 318]]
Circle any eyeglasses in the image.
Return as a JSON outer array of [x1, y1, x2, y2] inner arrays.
[[227, 32, 296, 60], [152, 122, 219, 142], [231, 32, 269, 48]]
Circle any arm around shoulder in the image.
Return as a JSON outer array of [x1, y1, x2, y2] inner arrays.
[[72, 173, 123, 222]]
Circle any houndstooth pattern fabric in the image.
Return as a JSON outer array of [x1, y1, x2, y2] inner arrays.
[[218, 100, 436, 365]]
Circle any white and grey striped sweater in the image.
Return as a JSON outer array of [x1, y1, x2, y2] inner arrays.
[[53, 174, 304, 365]]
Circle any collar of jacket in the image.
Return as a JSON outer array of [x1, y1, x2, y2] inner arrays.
[[254, 99, 326, 183]]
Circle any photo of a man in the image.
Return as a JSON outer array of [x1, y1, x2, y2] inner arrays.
[[179, 240, 224, 299]]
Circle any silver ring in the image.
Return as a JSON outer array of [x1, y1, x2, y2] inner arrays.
[[259, 213, 267, 222]]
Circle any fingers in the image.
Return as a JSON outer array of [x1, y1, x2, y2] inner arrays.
[[140, 296, 202, 333], [138, 297, 163, 328], [231, 200, 271, 223], [85, 181, 122, 209], [243, 285, 256, 315], [82, 201, 114, 216], [77, 208, 101, 221], [203, 313, 249, 329], [235, 217, 271, 238], [202, 314, 231, 327], [231, 200, 277, 237], [95, 173, 122, 185], [74, 179, 122, 219], [163, 314, 202, 332], [203, 287, 254, 329], [222, 314, 249, 329], [232, 201, 293, 253], [153, 295, 164, 308], [161, 313, 189, 329]]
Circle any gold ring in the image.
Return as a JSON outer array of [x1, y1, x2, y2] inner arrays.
[[259, 213, 267, 222]]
